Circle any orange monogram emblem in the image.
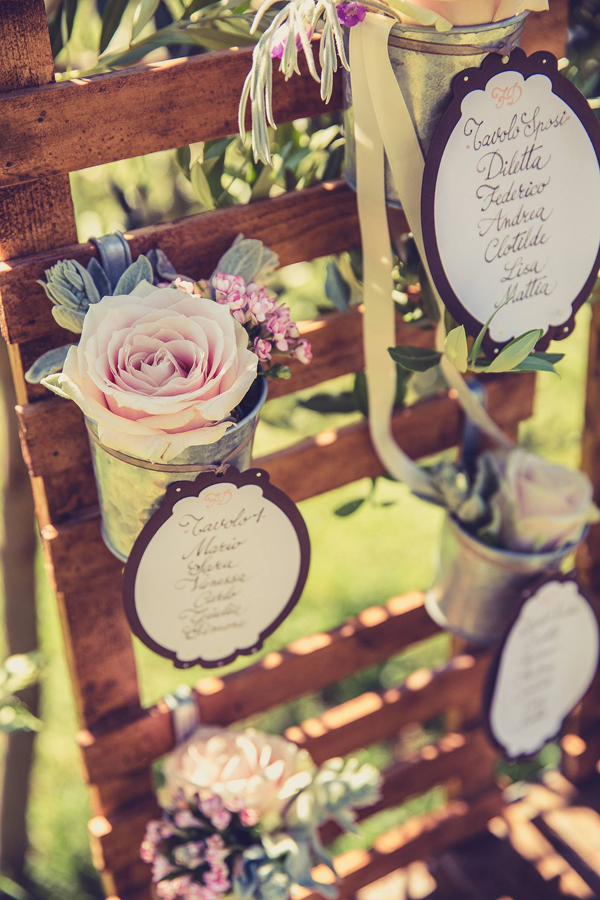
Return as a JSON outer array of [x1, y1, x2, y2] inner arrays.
[[491, 81, 523, 108]]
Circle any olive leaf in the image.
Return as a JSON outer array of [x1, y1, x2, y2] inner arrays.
[[480, 329, 543, 374], [25, 345, 75, 384], [388, 345, 442, 372], [444, 325, 469, 373]]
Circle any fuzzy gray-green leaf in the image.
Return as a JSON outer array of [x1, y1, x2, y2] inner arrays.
[[113, 255, 154, 295], [52, 305, 86, 333], [25, 345, 75, 384]]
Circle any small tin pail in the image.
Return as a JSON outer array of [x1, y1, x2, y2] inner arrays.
[[87, 375, 268, 563], [425, 516, 579, 645], [343, 13, 528, 207]]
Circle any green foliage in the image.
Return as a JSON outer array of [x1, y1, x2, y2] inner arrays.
[[25, 345, 76, 385], [215, 235, 279, 282], [388, 344, 442, 372], [0, 653, 42, 734]]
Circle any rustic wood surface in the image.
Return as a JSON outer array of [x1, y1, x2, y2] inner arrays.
[[20, 371, 534, 528], [0, 4, 579, 899], [0, 49, 343, 188], [0, 180, 364, 347]]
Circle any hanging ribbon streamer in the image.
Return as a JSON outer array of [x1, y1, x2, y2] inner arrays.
[[349, 13, 513, 496]]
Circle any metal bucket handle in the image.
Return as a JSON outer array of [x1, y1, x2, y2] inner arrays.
[[90, 231, 132, 292]]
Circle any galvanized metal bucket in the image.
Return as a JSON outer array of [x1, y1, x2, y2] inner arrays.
[[343, 13, 528, 207], [87, 375, 268, 563], [425, 516, 579, 645]]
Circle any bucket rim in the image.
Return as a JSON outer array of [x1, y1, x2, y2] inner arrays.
[[388, 10, 528, 38], [445, 514, 584, 568], [85, 373, 268, 472]]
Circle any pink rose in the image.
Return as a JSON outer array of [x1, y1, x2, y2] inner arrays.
[[492, 449, 600, 553], [163, 727, 314, 819], [46, 282, 258, 463]]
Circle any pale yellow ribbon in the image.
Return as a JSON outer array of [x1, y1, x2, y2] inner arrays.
[[350, 13, 513, 495]]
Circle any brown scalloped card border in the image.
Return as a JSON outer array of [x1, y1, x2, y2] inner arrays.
[[421, 48, 600, 352], [482, 570, 600, 760], [122, 467, 311, 669]]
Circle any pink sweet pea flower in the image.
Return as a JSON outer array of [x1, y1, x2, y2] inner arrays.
[[293, 339, 313, 365], [253, 338, 272, 363], [213, 272, 248, 311], [247, 285, 276, 324]]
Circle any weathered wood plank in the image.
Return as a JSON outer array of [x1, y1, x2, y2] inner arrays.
[[320, 728, 497, 844], [0, 180, 363, 346], [22, 371, 535, 528], [285, 651, 490, 764], [0, 5, 566, 189], [0, 0, 144, 734], [78, 591, 438, 784], [302, 787, 504, 899], [0, 49, 342, 188], [90, 735, 499, 889]]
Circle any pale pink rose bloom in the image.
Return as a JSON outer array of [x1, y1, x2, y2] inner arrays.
[[492, 449, 600, 553], [163, 727, 314, 819], [52, 282, 258, 462], [293, 339, 312, 365], [400, 0, 547, 26]]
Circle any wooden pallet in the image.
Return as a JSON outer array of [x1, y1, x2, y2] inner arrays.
[[2, 1, 598, 899], [362, 771, 600, 900]]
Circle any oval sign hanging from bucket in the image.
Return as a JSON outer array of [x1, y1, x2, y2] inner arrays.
[[484, 572, 600, 759], [123, 467, 310, 669], [421, 48, 600, 349]]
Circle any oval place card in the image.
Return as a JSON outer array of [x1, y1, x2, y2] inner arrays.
[[123, 468, 310, 668], [484, 573, 600, 759], [422, 49, 600, 349]]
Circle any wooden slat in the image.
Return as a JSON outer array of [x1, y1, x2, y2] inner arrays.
[[320, 728, 497, 844], [0, 48, 343, 188], [0, 5, 566, 190], [0, 0, 144, 734], [15, 310, 429, 481], [302, 787, 504, 900], [79, 592, 437, 783], [285, 651, 490, 765], [80, 645, 490, 785], [23, 371, 535, 528], [0, 180, 363, 346], [90, 733, 499, 892]]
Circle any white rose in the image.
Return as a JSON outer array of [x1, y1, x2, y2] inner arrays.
[[493, 449, 599, 553]]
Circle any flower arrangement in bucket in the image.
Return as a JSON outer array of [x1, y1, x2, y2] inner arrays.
[[141, 726, 381, 900], [26, 235, 312, 561], [238, 0, 547, 166], [424, 447, 600, 644]]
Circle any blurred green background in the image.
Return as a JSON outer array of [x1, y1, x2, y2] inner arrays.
[[1, 0, 599, 897]]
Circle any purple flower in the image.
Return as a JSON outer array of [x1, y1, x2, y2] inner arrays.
[[337, 2, 366, 26], [270, 24, 306, 60]]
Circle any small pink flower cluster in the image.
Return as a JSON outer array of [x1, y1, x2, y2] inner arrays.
[[212, 272, 312, 369], [141, 790, 257, 900]]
